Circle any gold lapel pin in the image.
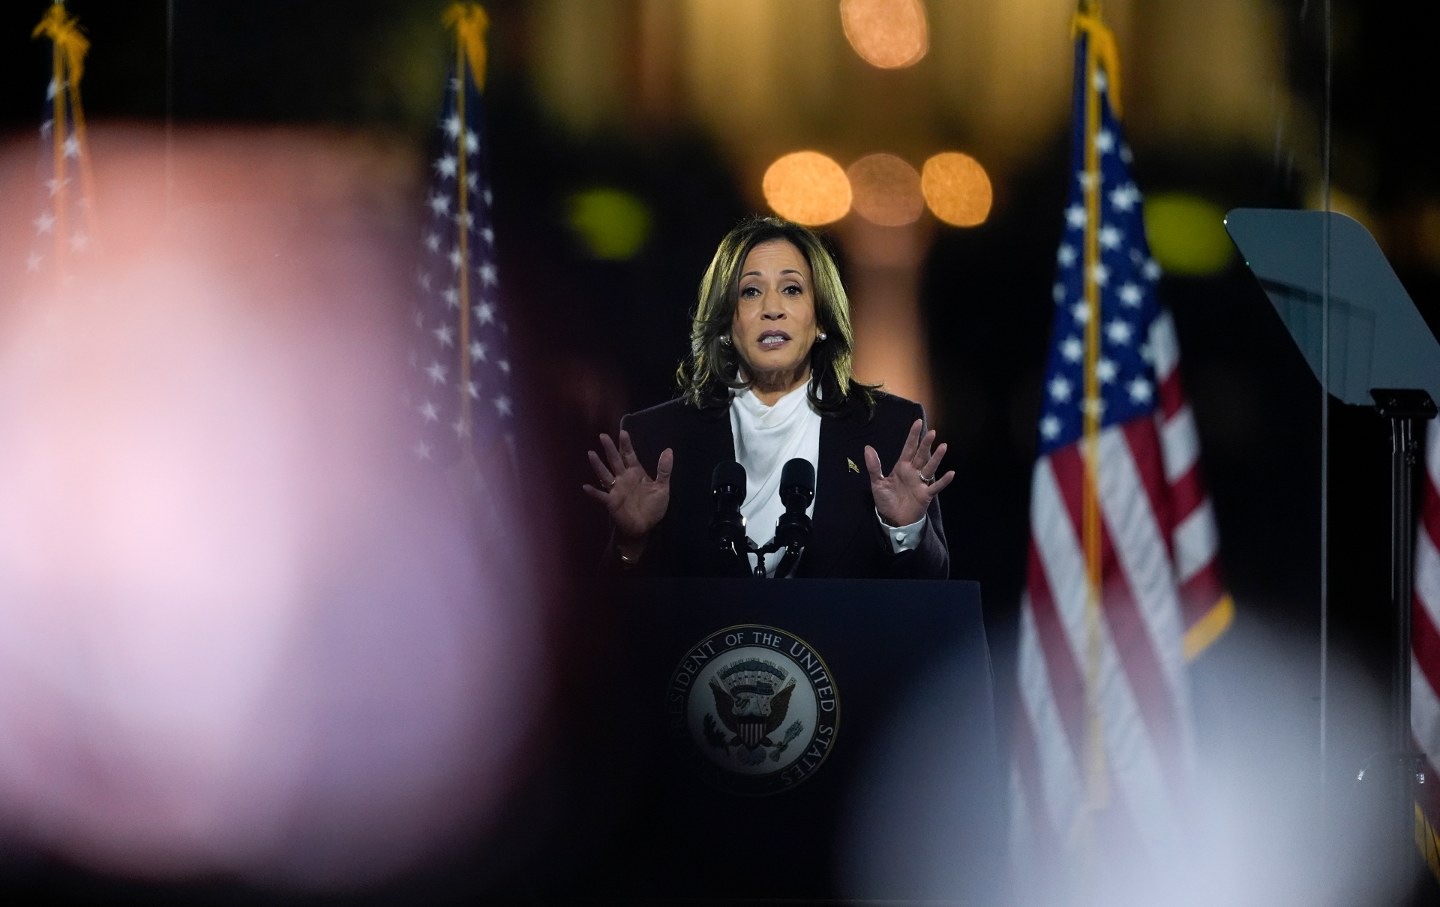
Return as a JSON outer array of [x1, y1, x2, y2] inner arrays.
[[847, 457, 860, 474]]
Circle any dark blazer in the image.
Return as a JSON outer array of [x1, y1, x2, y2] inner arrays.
[[612, 391, 949, 579]]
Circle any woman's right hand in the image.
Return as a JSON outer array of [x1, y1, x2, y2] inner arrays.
[[582, 429, 673, 552]]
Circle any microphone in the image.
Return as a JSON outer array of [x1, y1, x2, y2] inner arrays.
[[709, 461, 747, 554], [774, 458, 814, 554]]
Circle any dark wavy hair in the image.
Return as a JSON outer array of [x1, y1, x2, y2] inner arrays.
[[675, 215, 878, 416]]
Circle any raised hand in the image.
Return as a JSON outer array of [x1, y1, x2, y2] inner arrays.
[[863, 418, 954, 528], [582, 429, 673, 551]]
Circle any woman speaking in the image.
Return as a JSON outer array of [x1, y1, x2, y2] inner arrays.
[[583, 215, 952, 579]]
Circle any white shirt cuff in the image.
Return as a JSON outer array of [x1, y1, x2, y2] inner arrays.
[[877, 511, 927, 554]]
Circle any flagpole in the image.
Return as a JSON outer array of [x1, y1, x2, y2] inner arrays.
[[67, 26, 97, 251], [444, 3, 491, 450], [454, 26, 473, 443], [33, 0, 91, 292], [1075, 1, 1114, 851], [50, 3, 68, 284]]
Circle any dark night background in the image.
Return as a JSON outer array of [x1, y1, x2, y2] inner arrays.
[[1, 1, 1438, 903]]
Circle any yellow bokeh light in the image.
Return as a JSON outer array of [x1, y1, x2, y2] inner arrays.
[[566, 187, 652, 260], [1145, 193, 1233, 276], [840, 0, 929, 69], [847, 153, 924, 227], [762, 151, 852, 226], [921, 152, 993, 227]]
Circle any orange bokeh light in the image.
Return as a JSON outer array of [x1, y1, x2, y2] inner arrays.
[[921, 152, 993, 227], [762, 151, 852, 225], [840, 0, 929, 69], [847, 153, 924, 227]]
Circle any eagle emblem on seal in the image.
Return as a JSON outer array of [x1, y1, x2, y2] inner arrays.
[[703, 657, 805, 765]]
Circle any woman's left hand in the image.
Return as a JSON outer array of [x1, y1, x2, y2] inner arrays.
[[864, 418, 954, 528]]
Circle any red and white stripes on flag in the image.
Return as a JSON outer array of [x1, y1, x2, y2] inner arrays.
[[1412, 421, 1440, 878], [1009, 9, 1232, 889]]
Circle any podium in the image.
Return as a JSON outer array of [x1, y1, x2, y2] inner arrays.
[[556, 577, 1003, 904], [1226, 207, 1438, 901]]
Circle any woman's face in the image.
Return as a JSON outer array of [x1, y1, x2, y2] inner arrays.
[[730, 239, 820, 403]]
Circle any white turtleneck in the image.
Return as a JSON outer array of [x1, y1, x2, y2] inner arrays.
[[730, 384, 820, 577], [729, 384, 925, 576]]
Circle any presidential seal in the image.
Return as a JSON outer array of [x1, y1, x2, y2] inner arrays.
[[665, 624, 839, 796]]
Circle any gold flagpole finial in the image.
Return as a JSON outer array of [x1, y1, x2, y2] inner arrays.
[[1071, 2, 1122, 118], [443, 2, 490, 92], [33, 1, 89, 85]]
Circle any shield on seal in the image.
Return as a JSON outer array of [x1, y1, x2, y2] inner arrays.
[[709, 659, 796, 750]]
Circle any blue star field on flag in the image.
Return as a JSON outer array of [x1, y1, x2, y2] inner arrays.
[[408, 56, 515, 475], [1036, 62, 1162, 456]]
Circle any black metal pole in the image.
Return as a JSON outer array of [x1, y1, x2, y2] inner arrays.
[[1372, 388, 1436, 903], [1391, 413, 1416, 757]]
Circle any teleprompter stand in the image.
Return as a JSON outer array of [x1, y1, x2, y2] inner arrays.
[[1226, 207, 1439, 903]]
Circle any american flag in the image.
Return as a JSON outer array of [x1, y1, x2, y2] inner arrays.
[[408, 3, 517, 498], [1008, 10, 1232, 896], [22, 2, 97, 301], [1413, 421, 1440, 880]]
